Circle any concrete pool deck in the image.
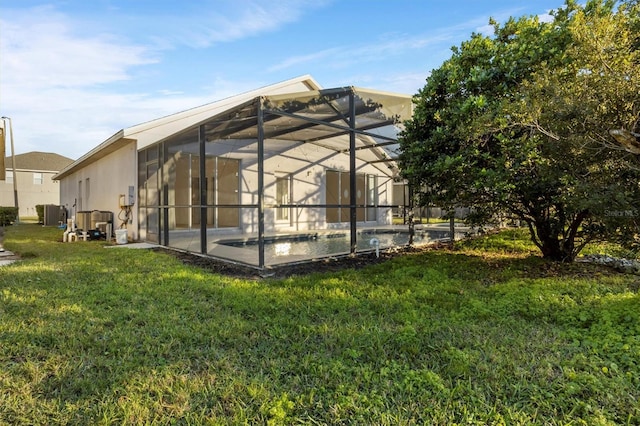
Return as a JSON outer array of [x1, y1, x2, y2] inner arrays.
[[105, 222, 475, 268]]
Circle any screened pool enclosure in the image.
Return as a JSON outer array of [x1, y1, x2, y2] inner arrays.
[[137, 86, 426, 269]]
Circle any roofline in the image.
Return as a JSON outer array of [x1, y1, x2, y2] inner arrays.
[[5, 168, 64, 173], [124, 74, 322, 138], [351, 86, 413, 99], [54, 75, 322, 180], [53, 130, 133, 180], [264, 85, 413, 102]]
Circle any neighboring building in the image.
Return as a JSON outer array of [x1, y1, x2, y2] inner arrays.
[[1, 151, 73, 219], [54, 75, 414, 268]]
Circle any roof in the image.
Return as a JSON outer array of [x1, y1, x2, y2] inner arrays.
[[53, 75, 413, 180], [5, 151, 74, 172], [54, 75, 322, 180], [164, 86, 413, 176]]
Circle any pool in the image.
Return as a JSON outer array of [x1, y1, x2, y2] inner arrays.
[[218, 229, 452, 261]]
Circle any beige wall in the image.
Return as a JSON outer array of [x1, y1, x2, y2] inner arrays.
[[0, 169, 61, 218], [59, 139, 394, 243], [237, 142, 394, 234], [150, 139, 395, 243], [59, 143, 138, 239]]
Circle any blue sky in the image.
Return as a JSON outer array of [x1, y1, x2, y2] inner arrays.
[[0, 0, 563, 160]]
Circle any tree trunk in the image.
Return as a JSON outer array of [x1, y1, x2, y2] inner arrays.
[[449, 215, 455, 245], [540, 238, 573, 262], [535, 226, 576, 262], [528, 210, 590, 262]]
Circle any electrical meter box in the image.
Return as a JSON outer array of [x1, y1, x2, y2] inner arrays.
[[128, 185, 135, 206], [119, 186, 135, 207]]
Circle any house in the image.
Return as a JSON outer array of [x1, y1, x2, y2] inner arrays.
[[1, 151, 73, 219], [54, 75, 414, 268]]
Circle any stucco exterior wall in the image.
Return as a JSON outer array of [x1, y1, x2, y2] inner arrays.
[[59, 143, 138, 239], [236, 142, 394, 235], [151, 134, 396, 241], [0, 170, 62, 218]]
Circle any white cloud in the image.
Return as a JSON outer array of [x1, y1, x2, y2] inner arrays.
[[476, 8, 556, 35], [267, 6, 551, 75], [376, 72, 430, 95], [476, 24, 496, 36], [0, 6, 162, 158], [538, 12, 555, 23], [267, 48, 342, 72], [0, 1, 559, 161], [268, 32, 455, 73], [0, 2, 331, 159], [142, 0, 332, 49], [1, 6, 157, 90]]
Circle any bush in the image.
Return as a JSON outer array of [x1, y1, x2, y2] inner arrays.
[[0, 207, 18, 226], [35, 204, 44, 224]]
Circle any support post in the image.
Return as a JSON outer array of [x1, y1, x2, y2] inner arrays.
[[257, 98, 266, 269], [162, 142, 170, 246], [2, 117, 18, 222], [349, 91, 357, 254], [199, 125, 207, 254]]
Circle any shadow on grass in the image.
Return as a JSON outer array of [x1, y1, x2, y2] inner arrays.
[[1, 224, 639, 424]]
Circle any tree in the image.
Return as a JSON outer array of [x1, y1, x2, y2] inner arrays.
[[399, 0, 640, 261]]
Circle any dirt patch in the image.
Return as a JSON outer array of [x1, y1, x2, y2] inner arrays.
[[153, 242, 450, 280]]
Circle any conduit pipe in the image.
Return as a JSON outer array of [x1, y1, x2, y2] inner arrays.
[[370, 237, 380, 258]]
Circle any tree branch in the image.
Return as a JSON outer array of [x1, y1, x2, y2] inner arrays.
[[566, 210, 589, 251], [526, 221, 543, 250]]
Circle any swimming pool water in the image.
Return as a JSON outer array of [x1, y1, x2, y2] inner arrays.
[[221, 229, 451, 260]]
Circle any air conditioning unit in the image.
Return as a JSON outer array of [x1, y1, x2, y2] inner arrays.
[[75, 211, 92, 231]]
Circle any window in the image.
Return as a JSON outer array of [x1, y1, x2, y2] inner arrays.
[[366, 174, 377, 221], [5, 171, 12, 184], [326, 171, 378, 223], [166, 150, 240, 229], [276, 174, 291, 221], [33, 172, 43, 185], [326, 170, 343, 223]]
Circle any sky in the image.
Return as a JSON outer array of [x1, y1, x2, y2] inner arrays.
[[0, 0, 564, 160]]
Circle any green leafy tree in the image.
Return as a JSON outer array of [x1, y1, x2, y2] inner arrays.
[[399, 0, 640, 261]]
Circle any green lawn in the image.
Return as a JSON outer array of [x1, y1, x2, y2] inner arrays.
[[1, 225, 638, 425]]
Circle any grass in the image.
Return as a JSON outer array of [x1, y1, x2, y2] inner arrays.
[[1, 224, 639, 425]]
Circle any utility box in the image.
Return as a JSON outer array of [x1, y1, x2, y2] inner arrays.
[[44, 205, 67, 227], [90, 210, 113, 230], [128, 185, 135, 206], [120, 186, 135, 207], [76, 211, 92, 231]]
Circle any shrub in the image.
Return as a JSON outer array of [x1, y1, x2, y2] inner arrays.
[[0, 207, 18, 226], [35, 204, 44, 224]]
